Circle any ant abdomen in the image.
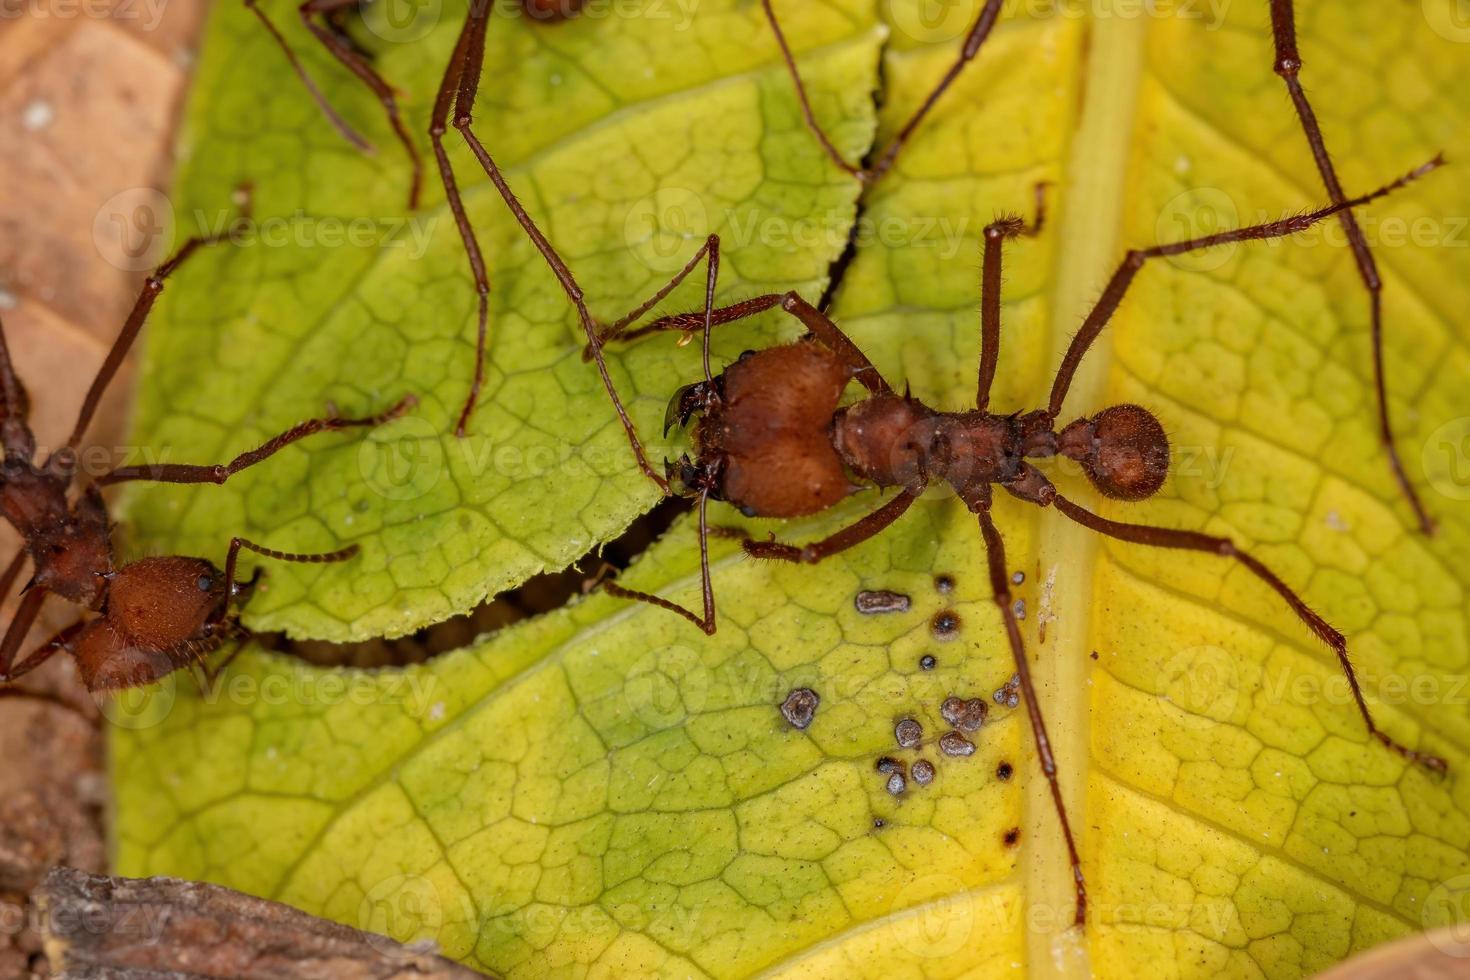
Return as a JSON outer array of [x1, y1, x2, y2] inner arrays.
[[1057, 404, 1170, 501]]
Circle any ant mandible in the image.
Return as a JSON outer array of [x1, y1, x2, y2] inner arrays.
[[0, 237, 412, 704], [762, 0, 1441, 533]]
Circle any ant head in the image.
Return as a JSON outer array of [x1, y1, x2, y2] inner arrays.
[[1057, 404, 1170, 501], [104, 556, 231, 653]]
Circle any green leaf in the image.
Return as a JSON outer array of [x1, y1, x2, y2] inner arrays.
[[115, 1, 1470, 977]]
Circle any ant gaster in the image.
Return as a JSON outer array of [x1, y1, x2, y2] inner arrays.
[[0, 237, 412, 701]]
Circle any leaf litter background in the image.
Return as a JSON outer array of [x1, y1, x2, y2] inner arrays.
[[111, 1, 1470, 977]]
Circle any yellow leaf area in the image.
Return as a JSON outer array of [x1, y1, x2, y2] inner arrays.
[[112, 2, 1470, 978]]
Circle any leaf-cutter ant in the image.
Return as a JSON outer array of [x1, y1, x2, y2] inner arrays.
[[421, 3, 1451, 926], [764, 0, 1443, 533], [0, 238, 413, 702]]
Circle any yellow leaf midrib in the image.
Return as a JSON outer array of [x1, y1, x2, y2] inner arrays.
[[1030, 14, 1149, 978]]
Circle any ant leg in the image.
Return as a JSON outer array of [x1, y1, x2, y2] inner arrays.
[[978, 184, 1049, 411], [599, 491, 718, 635], [295, 0, 424, 209], [1267, 0, 1433, 535], [1, 620, 85, 685], [594, 294, 786, 353], [95, 396, 413, 487], [223, 537, 360, 600], [0, 316, 34, 458], [976, 507, 1087, 926], [1051, 492, 1448, 774], [244, 1, 372, 151], [64, 235, 231, 455], [436, 9, 669, 492], [1046, 157, 1442, 420], [763, 0, 1004, 185], [427, 3, 495, 440], [743, 487, 922, 563], [778, 293, 893, 395], [0, 588, 50, 680]]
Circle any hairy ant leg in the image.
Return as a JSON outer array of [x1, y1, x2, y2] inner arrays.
[[978, 185, 1048, 410], [1046, 158, 1443, 420], [1, 620, 86, 686], [600, 493, 718, 635], [1051, 493, 1446, 773], [298, 0, 424, 208], [975, 507, 1088, 926], [245, 0, 424, 208], [433, 7, 690, 492], [244, 1, 372, 152], [586, 242, 729, 634], [94, 396, 415, 487], [764, 0, 1004, 184], [592, 295, 785, 353], [60, 236, 224, 461], [0, 590, 52, 678], [1267, 0, 1433, 534], [743, 487, 923, 564]]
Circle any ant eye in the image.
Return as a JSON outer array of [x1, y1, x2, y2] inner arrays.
[[197, 575, 213, 592]]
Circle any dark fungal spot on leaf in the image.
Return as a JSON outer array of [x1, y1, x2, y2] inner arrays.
[[931, 610, 961, 640], [919, 654, 937, 671], [1003, 827, 1021, 847], [1090, 651, 1100, 660], [885, 772, 907, 796], [854, 590, 911, 615], [876, 756, 904, 775], [934, 574, 955, 594], [911, 759, 935, 786], [894, 718, 923, 749], [940, 696, 987, 732], [996, 761, 1014, 781], [780, 688, 820, 729], [938, 732, 975, 757], [873, 817, 886, 829], [994, 674, 1020, 709]]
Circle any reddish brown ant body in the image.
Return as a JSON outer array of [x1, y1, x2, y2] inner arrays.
[[0, 238, 411, 701]]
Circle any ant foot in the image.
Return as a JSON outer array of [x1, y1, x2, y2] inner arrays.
[[1375, 731, 1448, 775]]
